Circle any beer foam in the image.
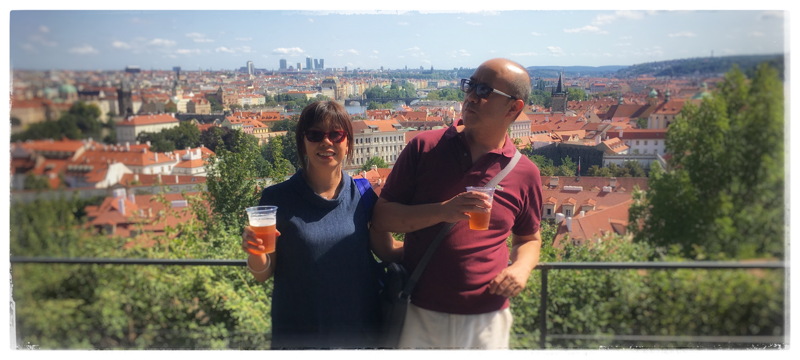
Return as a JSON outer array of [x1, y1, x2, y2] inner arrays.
[[249, 215, 276, 227]]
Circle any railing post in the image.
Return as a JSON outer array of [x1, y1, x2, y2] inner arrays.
[[539, 268, 548, 349]]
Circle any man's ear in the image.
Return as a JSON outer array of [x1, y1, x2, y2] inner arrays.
[[507, 99, 524, 117]]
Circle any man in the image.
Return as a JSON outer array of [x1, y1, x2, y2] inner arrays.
[[371, 58, 543, 349]]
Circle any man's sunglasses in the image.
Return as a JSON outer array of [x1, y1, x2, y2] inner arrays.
[[304, 130, 348, 143], [460, 78, 516, 100]]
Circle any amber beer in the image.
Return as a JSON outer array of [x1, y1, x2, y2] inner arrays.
[[466, 186, 495, 230], [249, 218, 277, 254], [245, 206, 278, 254]]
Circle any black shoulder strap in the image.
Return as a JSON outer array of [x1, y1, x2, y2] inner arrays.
[[400, 149, 523, 299]]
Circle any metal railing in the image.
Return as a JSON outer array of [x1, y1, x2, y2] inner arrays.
[[534, 261, 786, 349], [10, 257, 786, 349]]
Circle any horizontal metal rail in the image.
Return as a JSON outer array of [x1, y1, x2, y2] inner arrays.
[[10, 258, 786, 349], [10, 257, 245, 266], [9, 258, 785, 269]]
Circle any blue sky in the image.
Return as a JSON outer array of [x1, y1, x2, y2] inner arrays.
[[7, 6, 788, 71]]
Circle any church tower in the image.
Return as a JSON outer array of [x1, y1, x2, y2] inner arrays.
[[550, 72, 568, 113]]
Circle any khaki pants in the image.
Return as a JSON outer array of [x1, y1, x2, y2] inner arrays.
[[397, 303, 512, 349]]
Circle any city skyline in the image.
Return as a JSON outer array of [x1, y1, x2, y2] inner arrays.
[[7, 8, 787, 72]]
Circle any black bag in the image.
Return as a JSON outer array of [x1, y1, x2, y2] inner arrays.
[[378, 262, 410, 349]]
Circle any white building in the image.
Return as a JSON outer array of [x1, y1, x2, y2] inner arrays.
[[116, 114, 180, 144], [602, 129, 667, 168], [350, 120, 406, 169]]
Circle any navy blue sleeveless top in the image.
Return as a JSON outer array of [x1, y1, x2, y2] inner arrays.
[[258, 170, 380, 349]]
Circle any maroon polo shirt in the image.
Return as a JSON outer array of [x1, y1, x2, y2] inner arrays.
[[380, 124, 543, 314]]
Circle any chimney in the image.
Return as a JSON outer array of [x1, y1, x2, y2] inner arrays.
[[134, 173, 139, 183], [555, 213, 565, 224], [155, 153, 159, 162], [175, 175, 179, 183], [565, 217, 572, 232], [125, 142, 130, 151], [118, 197, 126, 216], [128, 189, 135, 204], [610, 177, 618, 188]]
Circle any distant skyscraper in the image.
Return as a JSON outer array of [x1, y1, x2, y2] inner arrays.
[[297, 62, 302, 71], [314, 59, 320, 69], [319, 59, 324, 70], [279, 59, 287, 70], [247, 60, 254, 75], [306, 57, 313, 71]]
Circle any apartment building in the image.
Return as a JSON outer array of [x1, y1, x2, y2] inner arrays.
[[350, 120, 406, 169], [116, 114, 180, 144]]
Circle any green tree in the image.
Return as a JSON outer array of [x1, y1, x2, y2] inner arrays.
[[361, 156, 388, 171], [555, 156, 576, 177], [567, 87, 587, 101], [261, 137, 294, 180], [204, 136, 264, 231], [629, 63, 784, 260], [587, 164, 613, 177], [529, 154, 557, 176], [11, 194, 273, 350], [23, 175, 51, 190], [11, 102, 104, 141], [425, 88, 464, 101]]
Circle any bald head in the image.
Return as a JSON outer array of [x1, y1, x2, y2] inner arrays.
[[476, 58, 531, 103]]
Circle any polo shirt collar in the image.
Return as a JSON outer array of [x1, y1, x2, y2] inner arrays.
[[448, 120, 517, 158]]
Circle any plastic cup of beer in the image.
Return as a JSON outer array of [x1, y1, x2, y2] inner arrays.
[[466, 186, 495, 230], [245, 206, 278, 254]]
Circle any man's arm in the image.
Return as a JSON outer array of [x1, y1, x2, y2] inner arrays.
[[487, 229, 542, 297], [371, 191, 492, 233]]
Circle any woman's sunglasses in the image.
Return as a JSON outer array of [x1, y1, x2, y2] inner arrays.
[[460, 78, 516, 100], [304, 130, 347, 143]]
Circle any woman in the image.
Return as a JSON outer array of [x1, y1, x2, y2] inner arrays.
[[242, 100, 402, 349]]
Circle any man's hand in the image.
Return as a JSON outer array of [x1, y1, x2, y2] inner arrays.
[[487, 264, 531, 298]]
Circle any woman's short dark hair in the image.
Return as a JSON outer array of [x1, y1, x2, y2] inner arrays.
[[295, 101, 354, 167]]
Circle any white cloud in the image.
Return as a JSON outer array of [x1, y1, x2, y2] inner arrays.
[[564, 25, 607, 34], [186, 32, 214, 43], [112, 41, 132, 49], [38, 25, 50, 33], [667, 31, 696, 38], [466, 21, 481, 26], [749, 31, 766, 38], [175, 49, 201, 55], [69, 44, 99, 55], [235, 37, 253, 41], [547, 46, 565, 56], [398, 21, 409, 26], [272, 47, 305, 56], [450, 49, 471, 58], [149, 38, 176, 47], [531, 32, 544, 37], [28, 34, 57, 47], [215, 47, 235, 54], [511, 51, 538, 57], [592, 10, 648, 26]]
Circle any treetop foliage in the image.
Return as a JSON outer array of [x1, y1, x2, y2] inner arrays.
[[629, 63, 784, 260]]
